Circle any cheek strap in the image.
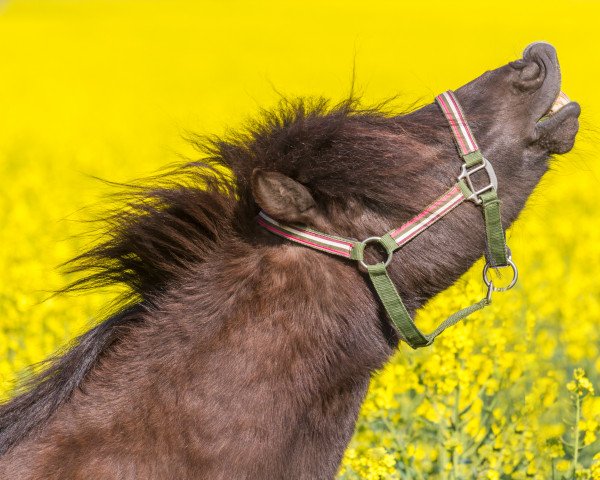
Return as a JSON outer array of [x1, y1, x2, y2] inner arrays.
[[436, 91, 509, 268]]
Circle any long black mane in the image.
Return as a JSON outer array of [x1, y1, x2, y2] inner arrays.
[[0, 95, 407, 455]]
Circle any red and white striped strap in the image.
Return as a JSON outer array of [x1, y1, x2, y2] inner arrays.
[[388, 184, 465, 248], [257, 211, 357, 258], [435, 91, 480, 157], [258, 184, 468, 258]]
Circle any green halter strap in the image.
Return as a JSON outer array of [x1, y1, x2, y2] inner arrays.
[[437, 91, 509, 268], [257, 91, 518, 349]]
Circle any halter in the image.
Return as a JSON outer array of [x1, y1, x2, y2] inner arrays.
[[257, 91, 518, 349]]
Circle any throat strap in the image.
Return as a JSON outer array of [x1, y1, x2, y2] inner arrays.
[[367, 263, 490, 347]]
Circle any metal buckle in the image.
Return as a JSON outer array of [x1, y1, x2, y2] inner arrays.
[[458, 157, 498, 204]]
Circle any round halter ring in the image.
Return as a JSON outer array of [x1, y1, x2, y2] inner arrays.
[[358, 237, 394, 270], [482, 258, 519, 292]]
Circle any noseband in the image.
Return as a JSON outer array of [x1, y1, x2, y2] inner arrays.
[[257, 91, 518, 349]]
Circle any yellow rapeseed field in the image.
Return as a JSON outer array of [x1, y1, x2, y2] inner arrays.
[[1, 1, 599, 478]]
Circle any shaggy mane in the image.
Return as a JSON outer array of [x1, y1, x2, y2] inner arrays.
[[63, 162, 238, 303], [64, 94, 400, 301], [0, 95, 403, 455]]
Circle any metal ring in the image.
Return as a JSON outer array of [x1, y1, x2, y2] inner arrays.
[[358, 236, 394, 270], [482, 258, 519, 292]]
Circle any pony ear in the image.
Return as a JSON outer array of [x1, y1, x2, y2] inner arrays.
[[251, 169, 316, 224]]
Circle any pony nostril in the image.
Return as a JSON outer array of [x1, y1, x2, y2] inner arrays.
[[520, 62, 540, 81], [516, 42, 559, 93], [514, 60, 545, 92]]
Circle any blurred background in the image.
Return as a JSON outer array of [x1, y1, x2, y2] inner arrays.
[[0, 1, 599, 478]]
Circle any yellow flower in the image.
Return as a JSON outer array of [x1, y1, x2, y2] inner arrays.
[[568, 369, 596, 397], [584, 430, 597, 446], [591, 453, 600, 480], [485, 469, 500, 480]]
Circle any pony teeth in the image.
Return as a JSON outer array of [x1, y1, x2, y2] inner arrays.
[[547, 91, 570, 116]]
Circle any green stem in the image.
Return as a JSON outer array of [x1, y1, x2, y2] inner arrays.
[[452, 383, 460, 479], [434, 399, 448, 477], [570, 393, 581, 478]]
